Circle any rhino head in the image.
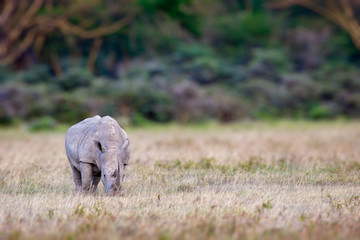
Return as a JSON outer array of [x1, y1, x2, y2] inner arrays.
[[95, 138, 130, 194]]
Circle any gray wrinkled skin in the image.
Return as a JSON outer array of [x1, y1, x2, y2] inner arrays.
[[65, 115, 130, 194]]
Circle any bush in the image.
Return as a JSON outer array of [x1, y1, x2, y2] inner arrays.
[[15, 65, 52, 84], [52, 93, 90, 123], [109, 78, 176, 122], [280, 73, 318, 111], [138, 90, 175, 122], [286, 27, 331, 70], [0, 83, 45, 120], [56, 68, 93, 91], [206, 86, 250, 122], [239, 78, 286, 107], [28, 117, 57, 132], [173, 43, 215, 62], [131, 112, 154, 126], [308, 104, 337, 120], [0, 66, 12, 84], [138, 0, 200, 36], [249, 48, 292, 78], [211, 12, 272, 47], [129, 21, 180, 55], [171, 80, 212, 123], [185, 56, 233, 84]]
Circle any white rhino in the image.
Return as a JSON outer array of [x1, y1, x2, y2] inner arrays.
[[65, 115, 130, 194]]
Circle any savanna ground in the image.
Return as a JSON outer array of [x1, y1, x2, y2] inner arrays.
[[1, 121, 360, 239]]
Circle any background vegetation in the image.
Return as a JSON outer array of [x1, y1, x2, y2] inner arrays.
[[2, 2, 360, 239], [1, 0, 360, 127]]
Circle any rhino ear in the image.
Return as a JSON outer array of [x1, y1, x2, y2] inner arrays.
[[120, 138, 130, 151], [94, 140, 105, 153], [120, 138, 130, 163]]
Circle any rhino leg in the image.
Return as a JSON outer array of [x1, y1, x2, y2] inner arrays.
[[80, 162, 93, 193], [71, 165, 82, 192], [91, 176, 101, 192]]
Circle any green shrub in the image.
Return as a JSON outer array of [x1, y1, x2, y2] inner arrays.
[[308, 104, 336, 120], [129, 21, 180, 54], [0, 83, 49, 120], [15, 65, 51, 84], [52, 93, 90, 123], [185, 56, 233, 84], [138, 0, 200, 36], [173, 43, 215, 62], [211, 12, 272, 47], [28, 117, 57, 132], [0, 66, 12, 84], [138, 90, 175, 122], [206, 86, 250, 122], [239, 78, 286, 107], [249, 48, 292, 75], [56, 68, 93, 91], [111, 79, 176, 122], [131, 112, 154, 126]]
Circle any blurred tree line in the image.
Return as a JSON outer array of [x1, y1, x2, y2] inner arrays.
[[1, 0, 360, 128]]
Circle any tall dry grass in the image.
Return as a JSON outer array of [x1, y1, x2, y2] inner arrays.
[[1, 121, 360, 239]]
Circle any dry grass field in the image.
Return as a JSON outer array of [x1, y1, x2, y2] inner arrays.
[[1, 121, 360, 239]]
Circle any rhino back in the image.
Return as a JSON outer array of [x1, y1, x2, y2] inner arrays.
[[99, 116, 127, 147], [65, 115, 101, 168]]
